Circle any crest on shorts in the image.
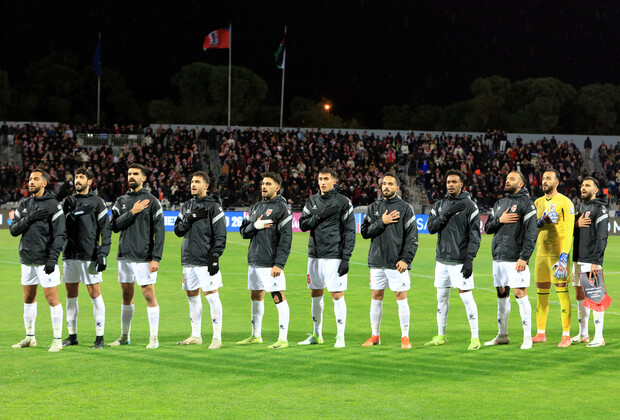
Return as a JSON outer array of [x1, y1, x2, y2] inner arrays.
[[266, 209, 273, 216], [589, 276, 595, 286], [585, 211, 591, 218], [511, 205, 517, 212]]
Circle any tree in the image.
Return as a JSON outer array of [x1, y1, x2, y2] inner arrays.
[[209, 66, 268, 125], [171, 62, 215, 123], [573, 83, 620, 134], [382, 104, 413, 129]]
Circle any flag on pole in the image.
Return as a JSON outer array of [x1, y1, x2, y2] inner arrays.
[[274, 33, 286, 69], [93, 39, 101, 77], [203, 28, 230, 50]]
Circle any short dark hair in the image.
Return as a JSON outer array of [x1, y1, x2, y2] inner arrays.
[[128, 163, 148, 177], [582, 176, 599, 189], [319, 167, 338, 179], [32, 168, 50, 182], [445, 169, 465, 182], [192, 171, 210, 184], [262, 172, 282, 185], [75, 167, 94, 180], [544, 168, 560, 182], [383, 172, 400, 187]]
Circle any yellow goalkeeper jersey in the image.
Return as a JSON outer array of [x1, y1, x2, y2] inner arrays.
[[535, 193, 575, 257]]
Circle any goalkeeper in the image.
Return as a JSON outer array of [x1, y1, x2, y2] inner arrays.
[[533, 169, 575, 347]]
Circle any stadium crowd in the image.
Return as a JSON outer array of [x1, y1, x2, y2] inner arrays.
[[1, 121, 618, 211]]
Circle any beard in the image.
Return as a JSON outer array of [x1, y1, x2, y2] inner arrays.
[[383, 190, 396, 199], [542, 184, 554, 194], [29, 185, 42, 195], [504, 184, 518, 195]]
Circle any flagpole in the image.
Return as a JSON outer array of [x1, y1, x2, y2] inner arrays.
[[96, 32, 101, 126], [279, 26, 287, 129], [228, 23, 232, 127]]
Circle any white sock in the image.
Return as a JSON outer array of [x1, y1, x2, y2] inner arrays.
[[576, 299, 590, 337], [121, 304, 134, 337], [593, 310, 605, 340], [24, 302, 37, 336], [251, 300, 264, 337], [91, 296, 105, 337], [66, 297, 79, 335], [312, 296, 324, 337], [333, 297, 346, 338], [497, 297, 510, 336], [50, 304, 63, 340], [276, 300, 290, 341], [459, 291, 479, 339], [147, 306, 160, 338], [516, 295, 532, 339], [436, 288, 450, 336], [370, 299, 383, 336], [187, 295, 202, 338], [397, 299, 410, 337], [206, 293, 222, 340]]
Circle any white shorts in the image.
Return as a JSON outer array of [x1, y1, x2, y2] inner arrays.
[[434, 261, 474, 290], [248, 266, 286, 292], [21, 264, 61, 288], [307, 258, 347, 292], [573, 262, 599, 286], [492, 261, 530, 288], [182, 266, 223, 292], [369, 268, 411, 292], [118, 260, 157, 286], [63, 259, 102, 285]]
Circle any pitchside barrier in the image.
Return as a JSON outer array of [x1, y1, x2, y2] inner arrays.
[[2, 209, 620, 236]]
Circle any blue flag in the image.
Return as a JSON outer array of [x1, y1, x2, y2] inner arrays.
[[93, 40, 101, 77]]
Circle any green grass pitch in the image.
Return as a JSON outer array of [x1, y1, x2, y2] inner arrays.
[[0, 230, 619, 418]]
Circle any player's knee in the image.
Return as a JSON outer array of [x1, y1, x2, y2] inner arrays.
[[271, 291, 283, 304], [497, 287, 510, 298]]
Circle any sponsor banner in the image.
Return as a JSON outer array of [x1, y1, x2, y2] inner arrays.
[[4, 209, 620, 236]]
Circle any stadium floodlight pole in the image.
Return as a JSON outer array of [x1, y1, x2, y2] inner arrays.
[[279, 25, 287, 129], [228, 23, 232, 127]]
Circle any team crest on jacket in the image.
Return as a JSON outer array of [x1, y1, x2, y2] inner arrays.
[[266, 209, 273, 216], [584, 211, 591, 218], [511, 205, 517, 212]]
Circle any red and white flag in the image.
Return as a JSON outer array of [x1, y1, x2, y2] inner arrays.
[[203, 28, 230, 50]]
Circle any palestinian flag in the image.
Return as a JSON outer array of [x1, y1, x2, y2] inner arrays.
[[275, 34, 286, 69]]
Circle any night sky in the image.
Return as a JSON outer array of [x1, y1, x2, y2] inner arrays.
[[3, 1, 620, 126]]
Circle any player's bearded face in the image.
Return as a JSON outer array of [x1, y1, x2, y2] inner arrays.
[[580, 182, 597, 201], [74, 174, 90, 193], [261, 178, 279, 199], [541, 172, 558, 194], [28, 172, 45, 194], [382, 176, 398, 199], [504, 173, 521, 195], [191, 176, 207, 198], [446, 175, 462, 196], [127, 169, 145, 190]]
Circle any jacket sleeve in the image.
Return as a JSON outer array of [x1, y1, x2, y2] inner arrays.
[[341, 199, 356, 261], [592, 207, 609, 265], [520, 203, 538, 262], [299, 199, 319, 232], [466, 203, 481, 261], [561, 198, 575, 255], [240, 204, 258, 239], [10, 201, 30, 237], [151, 198, 165, 262], [96, 199, 112, 258], [210, 204, 227, 258], [111, 198, 135, 233], [48, 203, 67, 263], [274, 206, 293, 268], [360, 203, 386, 239], [174, 202, 191, 237], [484, 204, 502, 235], [427, 201, 448, 234], [400, 205, 418, 265]]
